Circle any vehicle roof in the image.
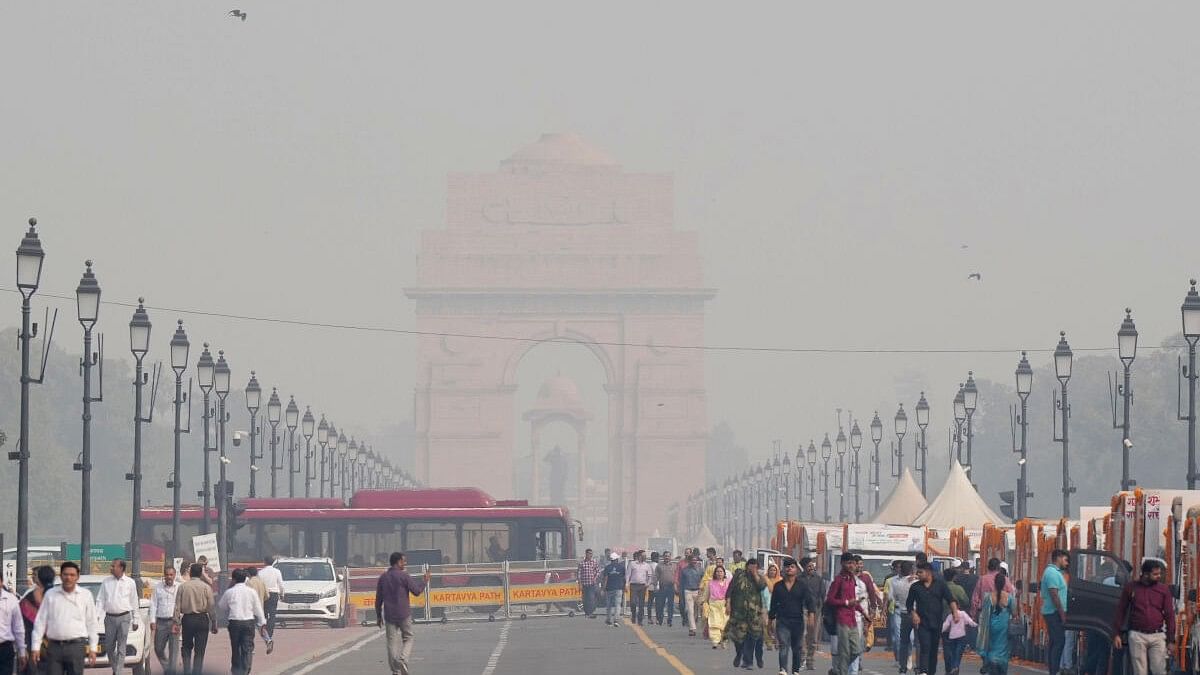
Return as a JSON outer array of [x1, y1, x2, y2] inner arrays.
[[274, 557, 334, 564]]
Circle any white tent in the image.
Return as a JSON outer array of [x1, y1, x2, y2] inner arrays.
[[869, 468, 929, 525], [912, 461, 1008, 528], [692, 523, 720, 553]]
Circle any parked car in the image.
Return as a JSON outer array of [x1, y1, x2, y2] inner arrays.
[[273, 557, 347, 628]]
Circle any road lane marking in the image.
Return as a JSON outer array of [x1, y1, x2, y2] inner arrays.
[[628, 623, 695, 675], [289, 629, 383, 675], [481, 620, 512, 675]]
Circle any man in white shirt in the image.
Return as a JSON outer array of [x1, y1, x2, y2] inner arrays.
[[217, 569, 267, 675], [627, 551, 654, 626], [31, 561, 100, 674], [0, 584, 27, 673], [95, 559, 139, 675], [150, 567, 180, 673], [254, 557, 284, 653]]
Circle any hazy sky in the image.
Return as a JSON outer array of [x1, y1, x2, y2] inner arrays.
[[3, 3, 1198, 505]]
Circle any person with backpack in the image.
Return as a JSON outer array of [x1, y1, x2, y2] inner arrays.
[[827, 554, 869, 675]]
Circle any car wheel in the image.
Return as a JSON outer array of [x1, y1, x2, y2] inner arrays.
[[331, 612, 347, 629]]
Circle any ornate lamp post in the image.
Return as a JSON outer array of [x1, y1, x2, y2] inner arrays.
[[952, 385, 966, 466], [1053, 332, 1074, 517], [12, 219, 51, 593], [214, 350, 231, 589], [127, 300, 156, 577], [869, 413, 883, 510], [820, 434, 832, 523], [347, 439, 360, 493], [326, 423, 339, 497], [806, 441, 817, 522], [963, 372, 979, 480], [835, 428, 847, 522], [850, 420, 863, 523], [1014, 352, 1033, 520], [168, 321, 191, 561], [915, 393, 930, 495], [75, 261, 103, 573], [285, 396, 299, 497], [893, 405, 907, 481], [245, 373, 262, 497], [781, 452, 792, 548], [1116, 309, 1138, 491], [316, 416, 329, 498], [1182, 282, 1200, 489], [196, 345, 215, 534], [336, 433, 349, 500], [302, 407, 315, 497], [267, 389, 281, 497]]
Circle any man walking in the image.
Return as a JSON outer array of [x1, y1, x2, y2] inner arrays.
[[1041, 550, 1070, 675], [1113, 559, 1175, 675], [890, 561, 917, 673], [577, 549, 601, 619], [770, 558, 813, 675], [174, 563, 218, 675], [799, 558, 824, 670], [150, 566, 181, 674], [375, 552, 432, 675], [628, 551, 653, 626], [218, 569, 267, 675], [827, 554, 868, 675], [95, 559, 139, 675], [601, 552, 627, 627], [679, 555, 702, 636], [906, 562, 960, 675], [0, 579, 27, 674], [31, 562, 99, 675], [255, 557, 285, 654], [655, 552, 678, 626]]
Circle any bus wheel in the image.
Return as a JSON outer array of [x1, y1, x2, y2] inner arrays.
[[488, 614, 495, 622], [519, 613, 527, 620], [568, 611, 575, 618], [440, 616, 448, 625]]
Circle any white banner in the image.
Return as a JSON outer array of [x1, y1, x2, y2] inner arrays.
[[191, 534, 220, 572], [845, 525, 924, 553]]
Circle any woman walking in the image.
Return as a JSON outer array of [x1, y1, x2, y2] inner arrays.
[[19, 566, 55, 674], [976, 572, 1016, 675], [763, 563, 780, 652], [701, 566, 731, 648], [727, 559, 768, 669]]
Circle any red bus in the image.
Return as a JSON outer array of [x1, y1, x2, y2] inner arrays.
[[139, 487, 578, 567]]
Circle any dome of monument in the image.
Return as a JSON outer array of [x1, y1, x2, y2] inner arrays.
[[503, 133, 617, 169], [536, 374, 584, 409]]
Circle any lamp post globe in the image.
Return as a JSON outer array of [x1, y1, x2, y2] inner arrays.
[[170, 321, 190, 376], [1054, 332, 1073, 384], [129, 299, 151, 358], [1015, 352, 1033, 398], [213, 351, 231, 397], [16, 218, 45, 296], [1119, 309, 1139, 366], [75, 260, 100, 330]]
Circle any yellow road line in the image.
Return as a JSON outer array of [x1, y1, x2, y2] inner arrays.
[[628, 623, 696, 675]]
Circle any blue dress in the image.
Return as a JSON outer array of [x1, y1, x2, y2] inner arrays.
[[978, 593, 1016, 674]]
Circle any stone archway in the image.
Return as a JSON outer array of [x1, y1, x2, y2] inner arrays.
[[406, 133, 714, 543]]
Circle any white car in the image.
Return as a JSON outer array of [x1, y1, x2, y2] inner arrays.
[[60, 575, 154, 674], [273, 558, 347, 628]]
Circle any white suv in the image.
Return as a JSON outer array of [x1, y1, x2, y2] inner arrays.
[[273, 558, 347, 628], [75, 575, 153, 674]]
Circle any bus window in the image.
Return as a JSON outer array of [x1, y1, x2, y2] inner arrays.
[[536, 529, 564, 560], [148, 522, 199, 557], [348, 522, 402, 567], [406, 523, 457, 564], [262, 524, 294, 558], [462, 523, 511, 563]]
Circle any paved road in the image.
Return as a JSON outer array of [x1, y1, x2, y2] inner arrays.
[[276, 614, 1054, 675]]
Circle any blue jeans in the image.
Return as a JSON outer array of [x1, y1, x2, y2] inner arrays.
[[944, 636, 965, 673], [777, 617, 805, 673], [606, 589, 622, 623], [1062, 630, 1077, 670], [891, 611, 902, 658], [1045, 612, 1066, 675]]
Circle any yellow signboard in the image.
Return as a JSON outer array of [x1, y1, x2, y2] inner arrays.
[[348, 582, 580, 610]]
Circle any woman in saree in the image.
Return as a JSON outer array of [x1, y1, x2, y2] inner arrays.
[[701, 565, 731, 648], [976, 571, 1016, 675]]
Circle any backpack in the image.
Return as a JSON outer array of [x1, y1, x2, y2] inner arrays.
[[822, 576, 845, 635]]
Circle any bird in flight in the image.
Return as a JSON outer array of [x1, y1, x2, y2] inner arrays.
[[967, 273, 982, 281], [228, 9, 247, 21]]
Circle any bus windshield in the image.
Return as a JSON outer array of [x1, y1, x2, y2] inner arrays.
[[275, 561, 335, 581]]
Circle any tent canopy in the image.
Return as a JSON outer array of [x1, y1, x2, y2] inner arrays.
[[869, 467, 929, 525], [912, 461, 1008, 529]]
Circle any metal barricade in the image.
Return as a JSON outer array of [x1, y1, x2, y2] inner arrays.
[[344, 559, 582, 624]]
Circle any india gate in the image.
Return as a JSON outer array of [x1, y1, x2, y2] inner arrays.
[[406, 133, 714, 544]]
